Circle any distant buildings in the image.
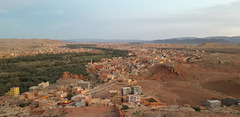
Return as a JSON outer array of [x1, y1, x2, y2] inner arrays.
[[29, 82, 49, 92], [22, 92, 35, 99], [72, 94, 92, 107], [5, 87, 20, 96], [121, 86, 142, 96], [56, 91, 67, 98], [78, 82, 90, 90], [72, 87, 82, 94], [38, 82, 49, 89]]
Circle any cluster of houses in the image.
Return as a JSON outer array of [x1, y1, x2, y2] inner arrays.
[[0, 42, 92, 59], [0, 79, 91, 114], [1, 43, 239, 116], [106, 86, 142, 105], [85, 45, 207, 85]]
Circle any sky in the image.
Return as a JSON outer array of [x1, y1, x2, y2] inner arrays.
[[0, 0, 240, 40]]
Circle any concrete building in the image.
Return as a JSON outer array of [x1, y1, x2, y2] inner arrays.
[[106, 90, 122, 104], [58, 86, 69, 92], [38, 81, 49, 89], [29, 86, 39, 92], [6, 87, 20, 96], [121, 87, 131, 96], [131, 86, 142, 95], [56, 91, 67, 98], [72, 94, 92, 106], [222, 98, 240, 106], [18, 95, 25, 100], [127, 95, 140, 104], [22, 92, 35, 99], [72, 87, 82, 94], [106, 90, 120, 99], [91, 98, 111, 106], [78, 82, 90, 90], [204, 100, 221, 108], [110, 94, 122, 104], [75, 100, 86, 107], [80, 89, 89, 94]]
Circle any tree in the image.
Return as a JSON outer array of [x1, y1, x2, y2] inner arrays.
[[66, 93, 73, 100], [192, 107, 201, 112], [121, 105, 129, 110], [148, 98, 155, 102]]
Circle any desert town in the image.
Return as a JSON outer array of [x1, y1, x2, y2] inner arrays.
[[0, 42, 240, 117], [0, 40, 94, 59]]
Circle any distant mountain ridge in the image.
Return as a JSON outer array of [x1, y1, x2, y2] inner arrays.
[[148, 36, 240, 44], [61, 36, 240, 44], [61, 39, 140, 43]]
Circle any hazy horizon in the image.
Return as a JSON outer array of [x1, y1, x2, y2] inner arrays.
[[0, 0, 240, 40]]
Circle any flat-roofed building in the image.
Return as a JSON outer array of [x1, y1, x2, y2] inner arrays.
[[121, 87, 131, 96], [72, 94, 92, 106], [6, 87, 20, 96], [127, 95, 140, 104], [131, 86, 142, 95], [38, 81, 49, 89], [204, 100, 221, 108], [106, 90, 122, 104], [56, 91, 67, 98], [72, 87, 82, 94], [78, 82, 90, 90], [22, 92, 35, 99]]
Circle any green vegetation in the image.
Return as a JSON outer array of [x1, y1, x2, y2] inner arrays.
[[66, 93, 73, 100], [148, 98, 156, 102], [19, 102, 31, 107], [121, 105, 129, 110], [192, 107, 201, 112], [65, 44, 129, 58], [0, 46, 128, 96]]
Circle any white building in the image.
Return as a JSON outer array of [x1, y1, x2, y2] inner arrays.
[[127, 95, 140, 104], [204, 100, 221, 108]]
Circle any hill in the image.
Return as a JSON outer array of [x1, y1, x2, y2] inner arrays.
[[0, 39, 62, 51], [147, 36, 240, 44]]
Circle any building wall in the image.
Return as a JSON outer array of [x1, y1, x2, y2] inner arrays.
[[131, 86, 142, 95], [121, 87, 131, 96], [78, 82, 90, 90], [38, 82, 49, 89], [110, 95, 122, 104], [127, 95, 140, 104], [22, 92, 35, 99], [204, 100, 221, 108], [6, 87, 20, 96]]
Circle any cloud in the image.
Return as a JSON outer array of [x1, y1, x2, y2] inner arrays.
[[0, 0, 239, 39], [126, 0, 240, 38]]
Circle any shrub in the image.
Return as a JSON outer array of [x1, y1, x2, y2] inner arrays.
[[66, 93, 73, 100], [148, 98, 155, 102], [192, 107, 201, 112], [19, 102, 31, 107], [121, 105, 129, 110]]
